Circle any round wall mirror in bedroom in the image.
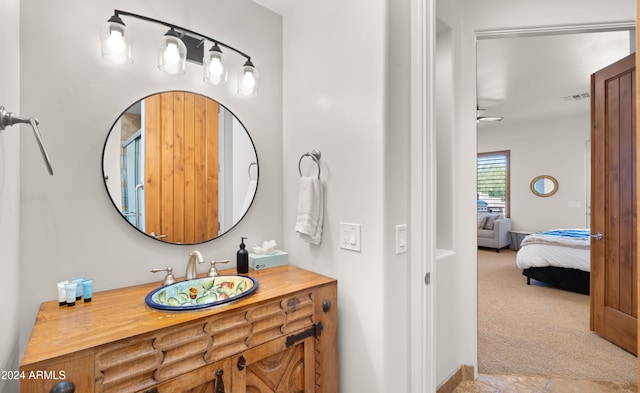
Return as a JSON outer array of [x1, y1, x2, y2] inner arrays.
[[102, 91, 259, 245], [530, 175, 558, 197]]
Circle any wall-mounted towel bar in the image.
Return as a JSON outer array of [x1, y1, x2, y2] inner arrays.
[[0, 106, 54, 175], [298, 149, 321, 179]]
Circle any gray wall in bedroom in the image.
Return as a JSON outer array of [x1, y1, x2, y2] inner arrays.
[[478, 113, 590, 231]]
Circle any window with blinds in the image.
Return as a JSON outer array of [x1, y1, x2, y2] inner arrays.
[[477, 150, 510, 216]]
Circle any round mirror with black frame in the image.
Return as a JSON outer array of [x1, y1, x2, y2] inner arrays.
[[102, 91, 258, 245], [530, 175, 558, 197]]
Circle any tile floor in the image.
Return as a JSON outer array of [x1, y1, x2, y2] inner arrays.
[[452, 374, 638, 393]]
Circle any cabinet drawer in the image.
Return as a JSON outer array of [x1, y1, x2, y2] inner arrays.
[[136, 358, 230, 393]]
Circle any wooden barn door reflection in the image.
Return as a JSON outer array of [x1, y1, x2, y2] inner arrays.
[[145, 91, 219, 244]]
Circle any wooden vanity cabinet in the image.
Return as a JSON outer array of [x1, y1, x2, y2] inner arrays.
[[20, 265, 338, 393]]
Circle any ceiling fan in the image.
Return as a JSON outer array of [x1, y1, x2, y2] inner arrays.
[[476, 107, 504, 123]]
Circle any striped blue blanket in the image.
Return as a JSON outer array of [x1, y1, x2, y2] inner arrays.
[[521, 229, 590, 249], [539, 229, 590, 239]]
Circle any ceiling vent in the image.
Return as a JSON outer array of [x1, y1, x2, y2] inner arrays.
[[563, 92, 590, 101]]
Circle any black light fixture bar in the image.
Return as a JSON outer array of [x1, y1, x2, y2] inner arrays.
[[113, 9, 252, 63], [181, 34, 205, 64]]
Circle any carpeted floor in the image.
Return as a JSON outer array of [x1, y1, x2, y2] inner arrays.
[[477, 249, 637, 384]]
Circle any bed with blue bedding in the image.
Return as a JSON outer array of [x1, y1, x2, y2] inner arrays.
[[515, 229, 590, 295]]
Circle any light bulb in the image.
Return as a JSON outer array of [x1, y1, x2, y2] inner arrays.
[[203, 44, 227, 86], [101, 15, 132, 64], [208, 58, 224, 77], [163, 43, 181, 65], [242, 71, 256, 89], [106, 30, 125, 53], [237, 60, 259, 96]]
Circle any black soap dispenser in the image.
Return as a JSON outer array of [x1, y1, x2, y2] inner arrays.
[[237, 237, 249, 274]]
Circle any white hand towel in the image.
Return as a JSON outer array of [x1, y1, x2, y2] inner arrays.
[[238, 179, 258, 220], [295, 176, 324, 245]]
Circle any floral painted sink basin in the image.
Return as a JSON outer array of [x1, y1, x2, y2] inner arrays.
[[145, 275, 258, 311]]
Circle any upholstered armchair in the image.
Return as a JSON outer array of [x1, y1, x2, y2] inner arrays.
[[477, 213, 511, 252]]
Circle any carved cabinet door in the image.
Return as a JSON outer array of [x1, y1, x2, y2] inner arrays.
[[139, 359, 231, 393], [231, 334, 315, 393]]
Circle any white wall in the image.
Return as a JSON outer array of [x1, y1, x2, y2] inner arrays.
[[479, 114, 591, 231], [19, 0, 283, 355], [384, 0, 413, 390], [0, 1, 21, 392], [435, 16, 469, 384], [434, 1, 480, 385], [281, 0, 410, 392]]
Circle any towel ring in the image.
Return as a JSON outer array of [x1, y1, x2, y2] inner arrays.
[[248, 161, 258, 181], [298, 149, 321, 179]]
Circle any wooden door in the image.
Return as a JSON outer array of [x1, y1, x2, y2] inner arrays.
[[591, 53, 637, 355], [231, 334, 315, 392], [145, 91, 219, 244]]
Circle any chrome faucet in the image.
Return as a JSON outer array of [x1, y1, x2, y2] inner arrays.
[[185, 250, 205, 280]]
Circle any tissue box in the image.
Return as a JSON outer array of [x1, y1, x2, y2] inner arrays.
[[249, 250, 289, 270]]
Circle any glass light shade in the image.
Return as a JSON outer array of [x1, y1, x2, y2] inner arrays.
[[157, 30, 187, 75], [203, 44, 228, 86], [237, 60, 259, 97], [100, 15, 132, 64]]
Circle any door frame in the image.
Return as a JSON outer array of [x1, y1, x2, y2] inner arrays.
[[635, 1, 640, 379], [410, 0, 436, 391], [415, 9, 638, 390], [474, 19, 636, 378]]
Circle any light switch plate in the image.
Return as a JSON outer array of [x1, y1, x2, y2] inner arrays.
[[340, 223, 361, 252], [396, 224, 407, 254]]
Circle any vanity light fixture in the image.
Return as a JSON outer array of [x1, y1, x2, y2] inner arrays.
[[203, 42, 228, 86], [100, 14, 132, 64], [238, 59, 259, 97], [100, 10, 259, 96], [158, 28, 187, 75]]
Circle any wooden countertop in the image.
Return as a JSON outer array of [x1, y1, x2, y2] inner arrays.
[[21, 265, 336, 367]]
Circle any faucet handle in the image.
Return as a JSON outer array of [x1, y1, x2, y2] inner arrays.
[[150, 266, 177, 286], [207, 260, 229, 277]]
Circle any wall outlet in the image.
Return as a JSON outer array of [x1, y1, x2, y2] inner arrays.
[[568, 201, 581, 208], [339, 223, 361, 252]]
